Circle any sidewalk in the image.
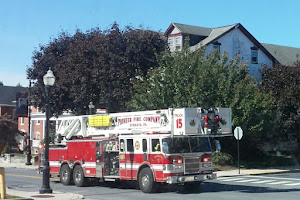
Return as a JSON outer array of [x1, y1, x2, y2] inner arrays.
[[5, 187, 85, 200], [0, 157, 86, 200], [216, 166, 300, 177]]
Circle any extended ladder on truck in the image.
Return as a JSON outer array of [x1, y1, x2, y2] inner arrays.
[[55, 107, 232, 142]]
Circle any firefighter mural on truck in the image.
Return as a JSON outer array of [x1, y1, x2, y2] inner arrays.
[[47, 107, 232, 193]]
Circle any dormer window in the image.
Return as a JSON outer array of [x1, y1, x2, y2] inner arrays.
[[251, 46, 258, 64]]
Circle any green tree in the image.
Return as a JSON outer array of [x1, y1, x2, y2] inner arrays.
[[128, 45, 274, 157], [0, 81, 3, 86], [27, 22, 166, 115]]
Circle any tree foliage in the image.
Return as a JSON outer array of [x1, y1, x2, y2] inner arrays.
[[261, 63, 300, 143], [27, 22, 166, 115], [0, 114, 18, 145], [128, 45, 274, 157], [0, 81, 3, 86]]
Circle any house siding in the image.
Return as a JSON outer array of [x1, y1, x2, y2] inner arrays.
[[205, 28, 273, 78]]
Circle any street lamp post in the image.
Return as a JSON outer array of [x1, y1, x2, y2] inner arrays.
[[39, 68, 55, 194], [26, 80, 32, 165]]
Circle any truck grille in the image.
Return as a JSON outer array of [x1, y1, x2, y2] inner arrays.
[[184, 157, 200, 174]]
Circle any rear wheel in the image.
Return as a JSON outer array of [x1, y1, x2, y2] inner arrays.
[[73, 165, 86, 187], [138, 168, 157, 193], [60, 164, 72, 185]]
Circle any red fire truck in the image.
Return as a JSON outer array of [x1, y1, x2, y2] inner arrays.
[[48, 107, 232, 193]]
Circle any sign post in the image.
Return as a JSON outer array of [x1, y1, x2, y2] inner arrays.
[[234, 127, 243, 174]]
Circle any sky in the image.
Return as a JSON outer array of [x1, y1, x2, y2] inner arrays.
[[1, 0, 300, 87]]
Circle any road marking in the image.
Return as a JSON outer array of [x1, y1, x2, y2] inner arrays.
[[217, 177, 246, 182], [267, 181, 292, 185], [284, 183, 300, 186], [6, 173, 60, 181], [244, 175, 300, 181], [235, 179, 260, 183], [246, 180, 275, 184]]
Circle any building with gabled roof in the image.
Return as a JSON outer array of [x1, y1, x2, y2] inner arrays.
[[164, 22, 300, 78], [0, 85, 28, 119]]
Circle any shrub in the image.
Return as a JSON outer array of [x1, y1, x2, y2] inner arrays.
[[213, 152, 234, 166]]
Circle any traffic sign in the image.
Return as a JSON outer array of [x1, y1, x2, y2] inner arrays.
[[234, 126, 243, 140]]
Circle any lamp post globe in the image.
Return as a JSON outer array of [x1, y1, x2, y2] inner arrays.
[[39, 67, 55, 194]]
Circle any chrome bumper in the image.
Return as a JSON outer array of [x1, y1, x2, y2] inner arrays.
[[166, 173, 217, 184]]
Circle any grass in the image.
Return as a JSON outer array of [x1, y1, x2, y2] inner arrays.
[[6, 194, 23, 199]]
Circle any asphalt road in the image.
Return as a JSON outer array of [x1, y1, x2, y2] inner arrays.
[[4, 168, 300, 200]]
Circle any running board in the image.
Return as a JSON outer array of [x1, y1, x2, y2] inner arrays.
[[103, 175, 120, 181]]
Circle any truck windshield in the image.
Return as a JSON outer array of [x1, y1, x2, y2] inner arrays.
[[162, 137, 211, 153]]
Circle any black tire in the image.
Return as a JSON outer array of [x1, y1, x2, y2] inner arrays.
[[60, 164, 73, 185], [138, 168, 157, 193], [183, 182, 202, 192], [73, 165, 86, 187]]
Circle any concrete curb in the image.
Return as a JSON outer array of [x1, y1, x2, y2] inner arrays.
[[216, 167, 300, 177], [6, 187, 85, 200]]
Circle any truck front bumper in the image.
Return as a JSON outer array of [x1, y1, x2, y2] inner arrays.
[[165, 173, 217, 184]]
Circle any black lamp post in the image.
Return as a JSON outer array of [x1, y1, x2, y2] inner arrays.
[[26, 80, 32, 165], [39, 68, 55, 194]]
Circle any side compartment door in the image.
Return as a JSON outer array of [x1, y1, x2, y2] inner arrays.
[[96, 141, 104, 178], [119, 139, 126, 179]]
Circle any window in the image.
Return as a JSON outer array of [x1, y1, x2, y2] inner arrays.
[[213, 41, 221, 55], [120, 139, 124, 152], [142, 139, 147, 153], [175, 37, 182, 49], [168, 38, 175, 51], [168, 38, 174, 46], [20, 117, 24, 125], [127, 139, 134, 152], [251, 47, 258, 64], [152, 139, 160, 152], [35, 131, 40, 140], [36, 107, 40, 113]]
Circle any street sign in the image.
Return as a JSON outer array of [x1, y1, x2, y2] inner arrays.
[[234, 126, 243, 140]]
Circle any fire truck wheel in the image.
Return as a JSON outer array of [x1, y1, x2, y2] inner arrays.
[[138, 168, 157, 193], [60, 164, 73, 185], [73, 165, 86, 187]]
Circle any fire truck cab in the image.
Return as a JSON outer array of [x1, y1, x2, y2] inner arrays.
[[48, 107, 232, 193]]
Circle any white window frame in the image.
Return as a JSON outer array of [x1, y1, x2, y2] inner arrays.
[[175, 37, 182, 50], [20, 117, 24, 125], [168, 38, 174, 46], [35, 131, 40, 140], [175, 37, 181, 45]]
